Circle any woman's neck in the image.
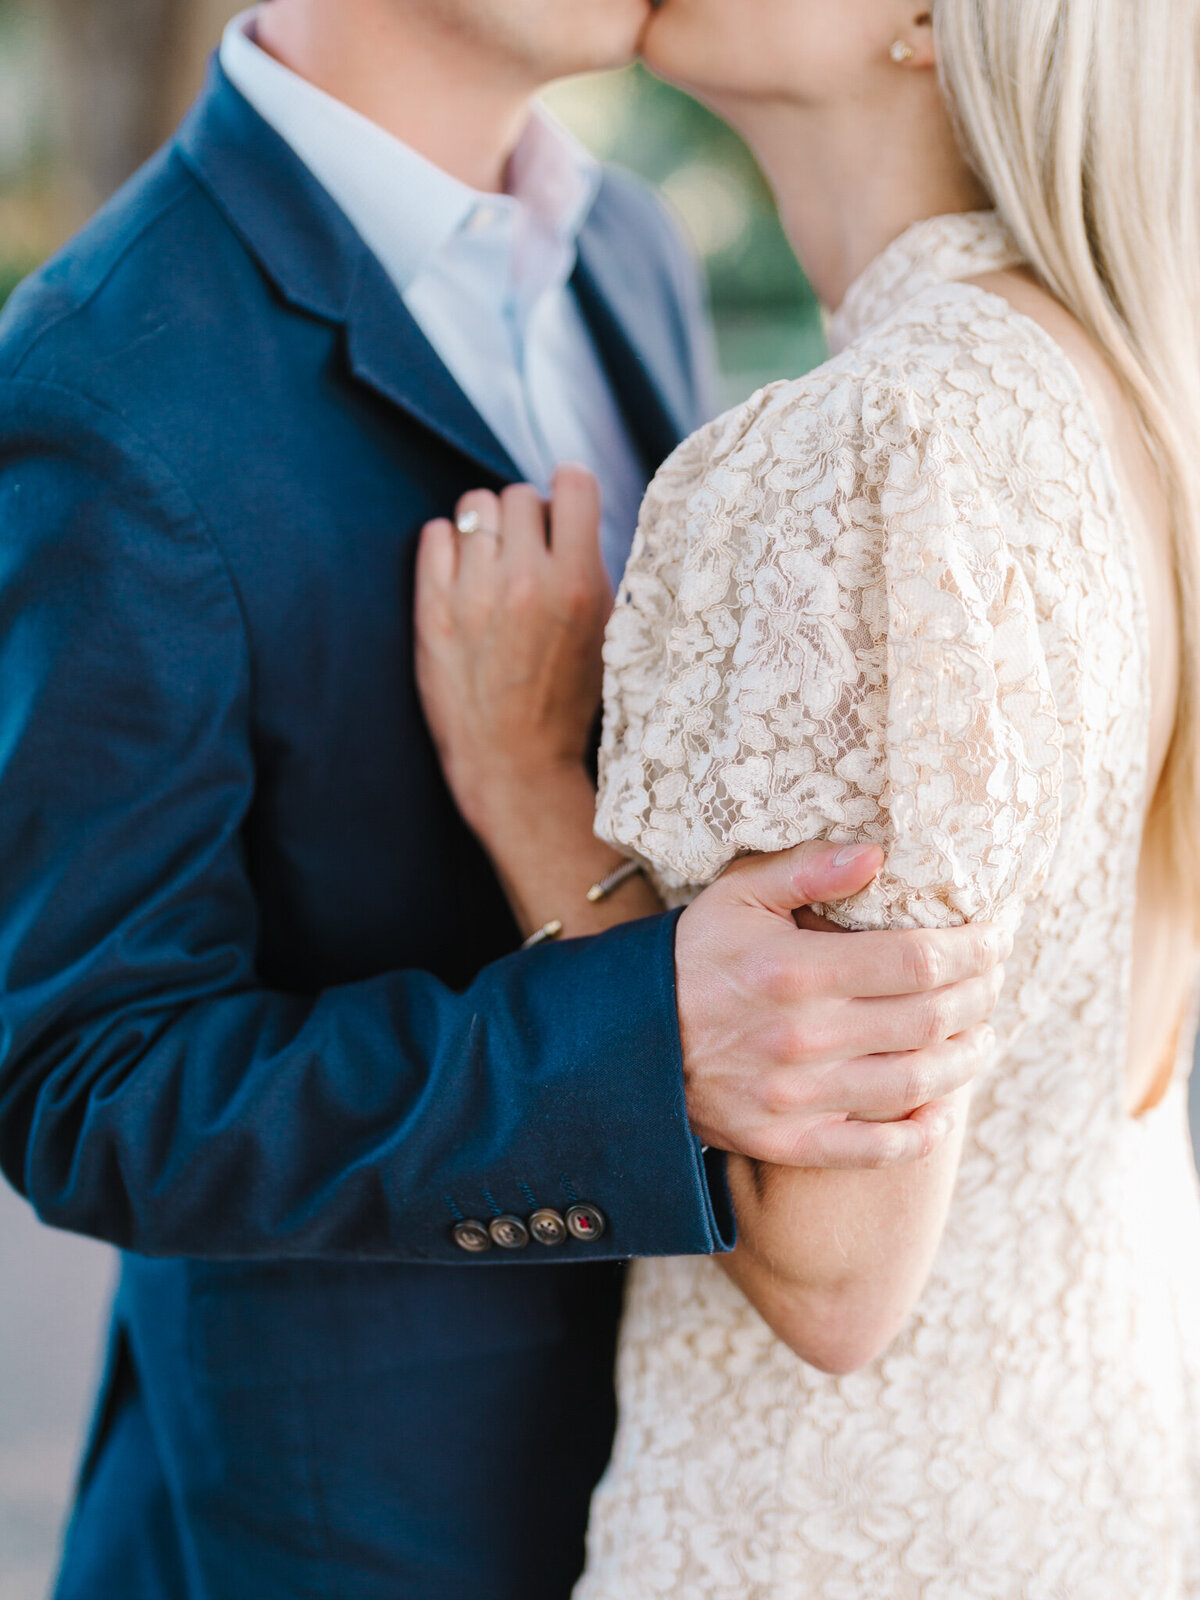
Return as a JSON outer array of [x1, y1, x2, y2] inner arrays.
[[722, 89, 989, 312]]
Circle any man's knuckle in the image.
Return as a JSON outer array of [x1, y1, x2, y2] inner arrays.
[[761, 955, 800, 1003], [902, 1059, 934, 1106], [757, 1070, 791, 1117], [905, 936, 943, 991], [744, 950, 788, 1002], [869, 1127, 908, 1168], [921, 992, 956, 1045], [774, 1068, 824, 1117], [770, 1021, 808, 1066]]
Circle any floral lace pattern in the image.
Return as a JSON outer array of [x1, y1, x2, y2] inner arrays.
[[580, 213, 1200, 1598]]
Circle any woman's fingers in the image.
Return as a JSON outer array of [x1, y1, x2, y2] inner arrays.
[[550, 463, 605, 572], [454, 488, 504, 590], [417, 517, 458, 591], [497, 483, 550, 568]]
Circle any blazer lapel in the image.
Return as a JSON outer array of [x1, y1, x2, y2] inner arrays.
[[342, 256, 519, 486], [574, 181, 696, 474], [177, 61, 519, 486]]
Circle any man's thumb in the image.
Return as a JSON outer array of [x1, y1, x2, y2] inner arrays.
[[731, 839, 884, 916]]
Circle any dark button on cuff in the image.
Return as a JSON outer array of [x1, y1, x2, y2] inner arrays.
[[529, 1207, 568, 1246], [489, 1214, 530, 1250], [566, 1204, 607, 1242], [453, 1219, 492, 1253]]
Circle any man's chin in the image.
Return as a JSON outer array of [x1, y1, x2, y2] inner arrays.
[[590, 0, 656, 73], [635, 0, 683, 74]]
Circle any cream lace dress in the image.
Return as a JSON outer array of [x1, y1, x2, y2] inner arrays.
[[580, 212, 1200, 1599]]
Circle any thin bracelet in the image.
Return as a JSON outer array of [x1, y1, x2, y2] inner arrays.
[[521, 862, 643, 951], [586, 859, 644, 904]]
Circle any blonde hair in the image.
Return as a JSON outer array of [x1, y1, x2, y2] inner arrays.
[[935, 0, 1200, 930]]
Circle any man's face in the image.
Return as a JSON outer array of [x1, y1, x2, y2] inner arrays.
[[398, 0, 655, 81]]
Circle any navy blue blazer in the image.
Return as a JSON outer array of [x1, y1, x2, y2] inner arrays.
[[0, 65, 730, 1600]]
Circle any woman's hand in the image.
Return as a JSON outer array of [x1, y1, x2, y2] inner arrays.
[[415, 465, 613, 843]]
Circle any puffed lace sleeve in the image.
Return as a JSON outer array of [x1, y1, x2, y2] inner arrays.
[[595, 376, 1063, 931]]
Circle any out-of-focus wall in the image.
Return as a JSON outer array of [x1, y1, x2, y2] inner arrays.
[[0, 1191, 112, 1600]]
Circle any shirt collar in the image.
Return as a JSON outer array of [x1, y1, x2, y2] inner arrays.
[[825, 210, 1025, 355], [221, 7, 599, 296], [506, 104, 599, 251]]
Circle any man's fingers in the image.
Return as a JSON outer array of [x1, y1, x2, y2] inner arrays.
[[728, 840, 885, 918], [824, 1025, 993, 1121], [801, 922, 1011, 999], [789, 1100, 956, 1170], [842, 970, 1005, 1058]]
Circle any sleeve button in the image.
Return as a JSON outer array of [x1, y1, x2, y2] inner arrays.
[[489, 1215, 530, 1250], [529, 1208, 568, 1246], [566, 1204, 607, 1242], [452, 1220, 492, 1253]]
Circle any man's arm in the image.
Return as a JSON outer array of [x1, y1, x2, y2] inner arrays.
[[0, 380, 725, 1262], [0, 389, 999, 1266], [416, 477, 1004, 1159]]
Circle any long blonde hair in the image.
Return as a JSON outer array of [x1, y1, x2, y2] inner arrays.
[[935, 0, 1200, 930]]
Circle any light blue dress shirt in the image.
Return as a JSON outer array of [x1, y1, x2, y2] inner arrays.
[[221, 9, 648, 583]]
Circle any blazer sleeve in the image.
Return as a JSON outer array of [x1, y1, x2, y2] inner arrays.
[[0, 378, 732, 1263]]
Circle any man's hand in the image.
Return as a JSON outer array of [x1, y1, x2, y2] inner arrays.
[[676, 842, 1008, 1168]]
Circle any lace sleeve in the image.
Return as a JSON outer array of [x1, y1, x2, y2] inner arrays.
[[595, 378, 1064, 931]]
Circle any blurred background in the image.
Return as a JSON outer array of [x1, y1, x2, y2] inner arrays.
[[0, 0, 827, 400], [0, 4, 1195, 1599]]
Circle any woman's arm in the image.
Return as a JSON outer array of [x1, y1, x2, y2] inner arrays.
[[721, 1083, 976, 1373], [719, 906, 998, 1373], [719, 903, 999, 1373], [586, 384, 1060, 1374], [416, 470, 662, 940]]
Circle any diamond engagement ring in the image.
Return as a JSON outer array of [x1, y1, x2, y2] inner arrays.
[[455, 509, 501, 539]]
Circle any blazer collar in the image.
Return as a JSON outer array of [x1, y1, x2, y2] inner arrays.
[[177, 61, 688, 483]]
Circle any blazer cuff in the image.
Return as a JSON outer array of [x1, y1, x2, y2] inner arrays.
[[428, 909, 736, 1265]]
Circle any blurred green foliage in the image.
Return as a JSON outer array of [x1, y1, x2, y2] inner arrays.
[[0, 261, 24, 305]]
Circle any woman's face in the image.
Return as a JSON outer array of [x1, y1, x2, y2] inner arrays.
[[642, 0, 923, 109]]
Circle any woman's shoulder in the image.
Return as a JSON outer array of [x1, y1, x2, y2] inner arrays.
[[637, 280, 1091, 559]]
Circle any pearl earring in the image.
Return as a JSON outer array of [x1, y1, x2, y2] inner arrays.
[[890, 39, 915, 62]]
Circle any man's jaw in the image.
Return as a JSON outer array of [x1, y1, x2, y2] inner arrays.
[[636, 0, 670, 58]]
